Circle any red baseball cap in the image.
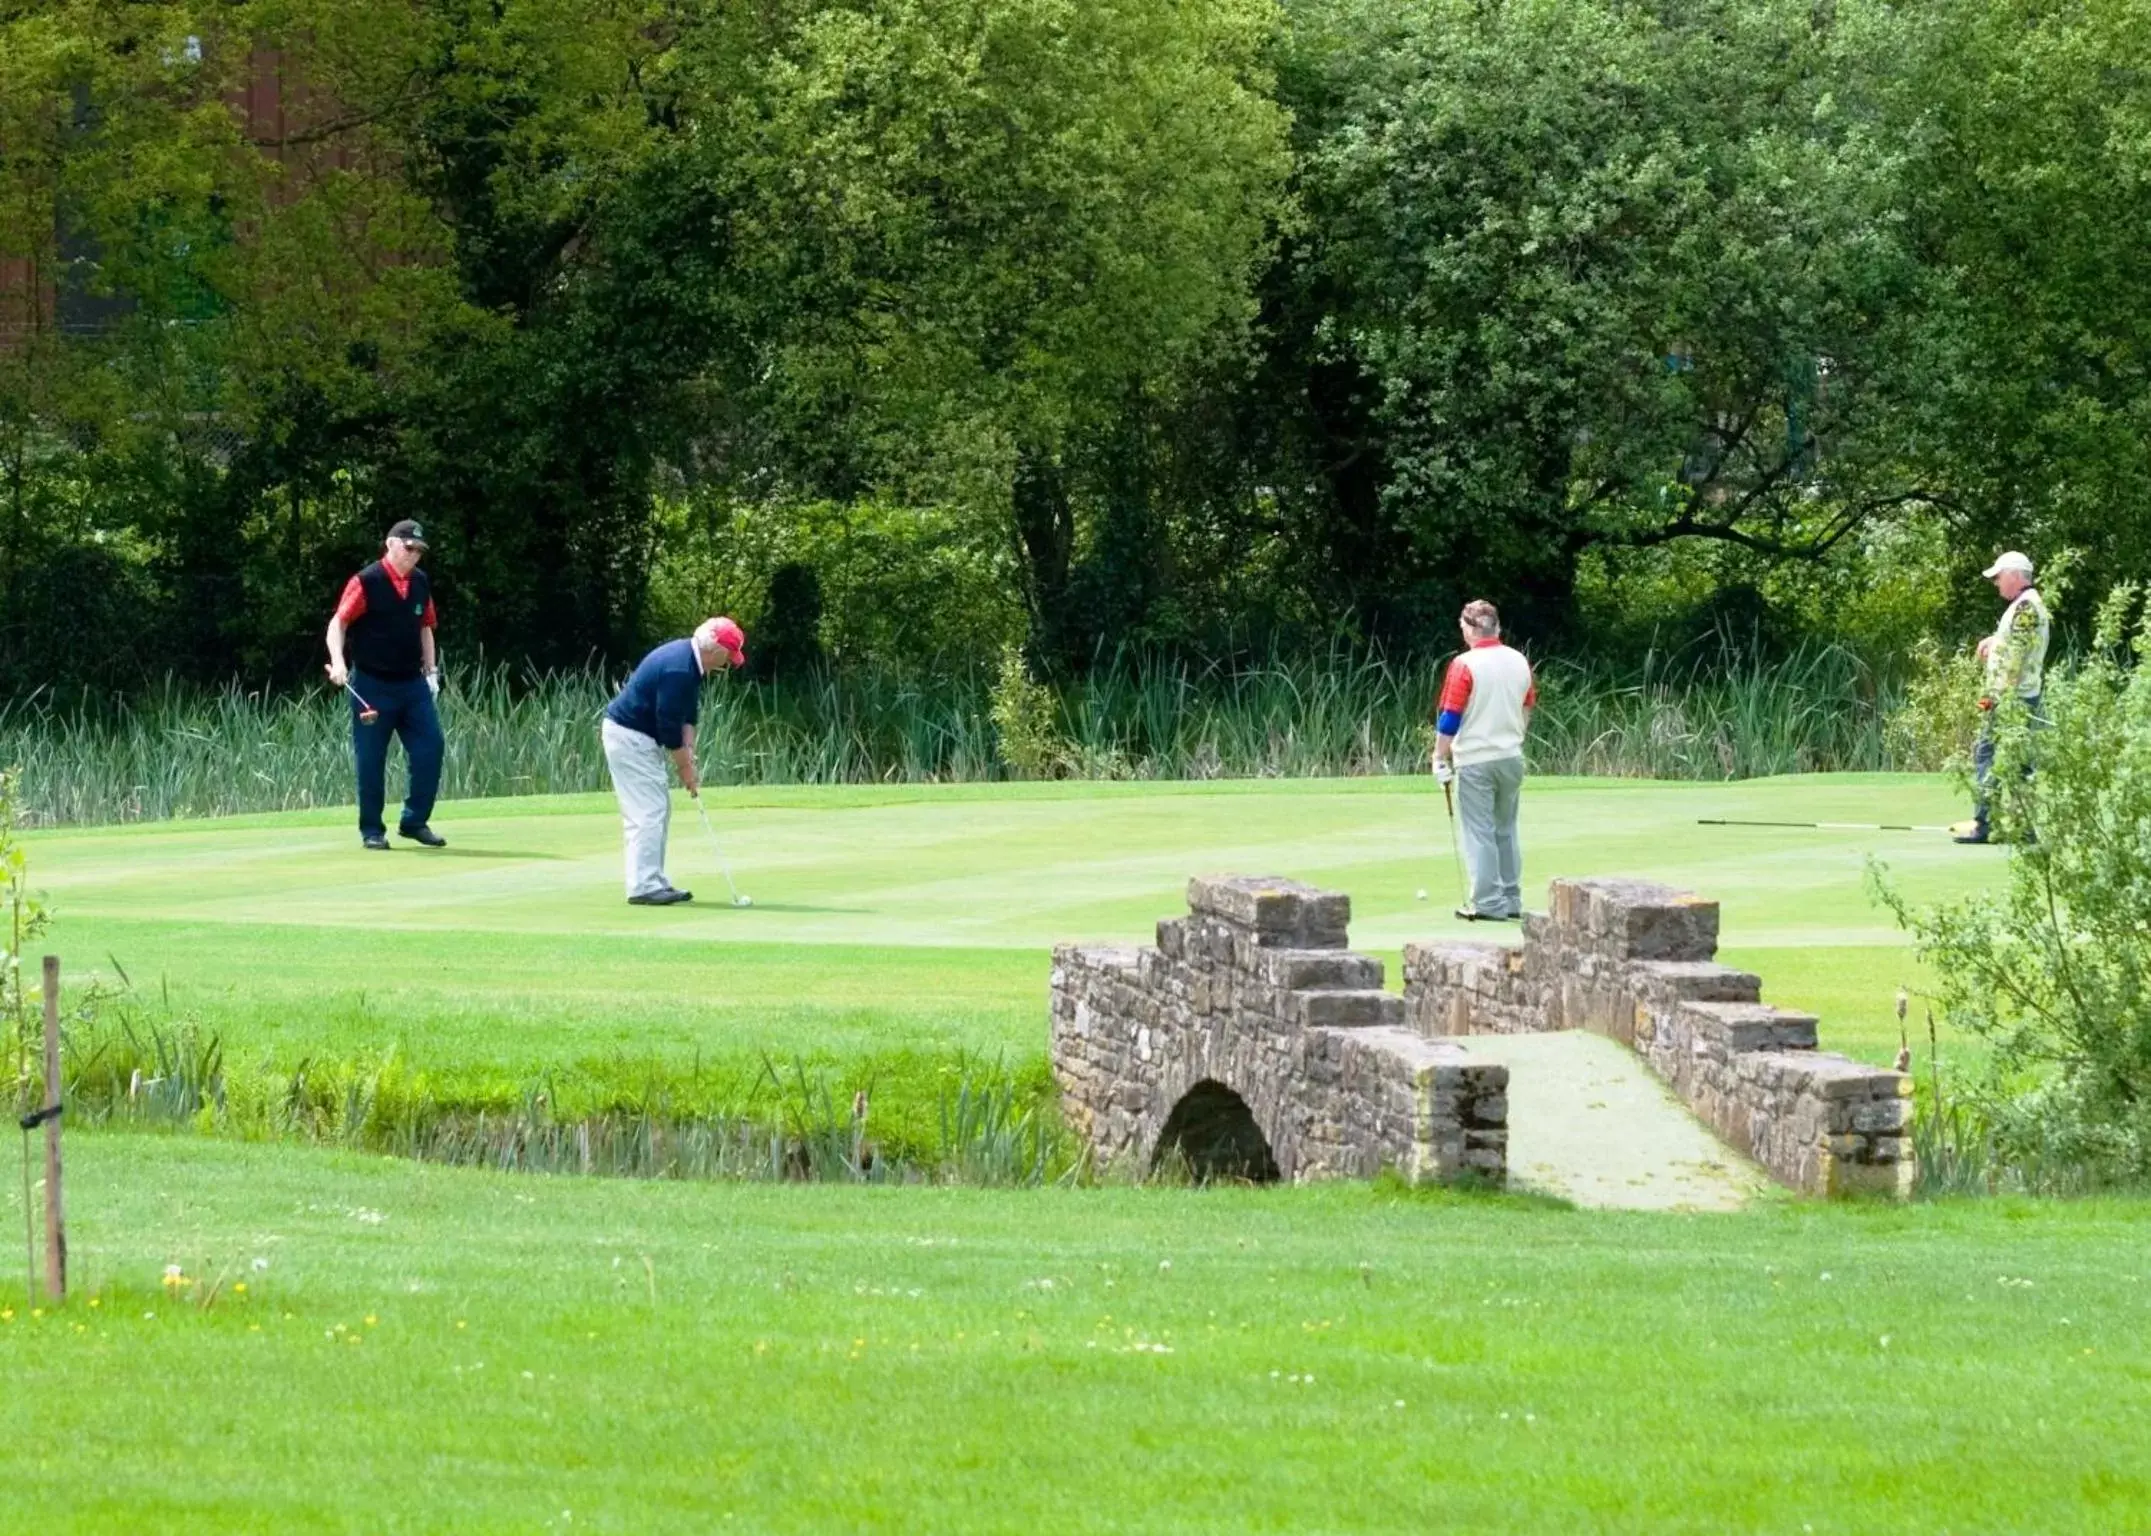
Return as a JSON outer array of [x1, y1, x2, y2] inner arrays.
[[697, 616, 747, 668]]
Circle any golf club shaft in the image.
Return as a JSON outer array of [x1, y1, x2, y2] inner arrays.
[[1695, 818, 1953, 833], [694, 799, 743, 902], [341, 680, 377, 714], [1442, 775, 1469, 908]]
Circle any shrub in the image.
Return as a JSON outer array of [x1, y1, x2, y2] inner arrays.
[[988, 644, 1068, 779], [1876, 584, 2151, 1188], [1, 767, 52, 1101], [1883, 636, 1983, 772], [644, 494, 1023, 674]]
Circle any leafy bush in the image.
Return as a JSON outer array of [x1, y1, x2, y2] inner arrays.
[[988, 644, 1068, 779], [645, 495, 1024, 674], [1877, 584, 2151, 1189], [1883, 636, 1983, 773], [2, 767, 52, 1101]]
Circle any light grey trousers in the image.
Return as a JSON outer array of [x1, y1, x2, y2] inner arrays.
[[1457, 755, 1525, 917], [601, 718, 674, 897]]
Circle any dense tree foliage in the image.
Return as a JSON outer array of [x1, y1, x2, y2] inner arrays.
[[3, 0, 2150, 692]]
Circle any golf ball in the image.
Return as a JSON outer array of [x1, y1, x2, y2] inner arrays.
[[1416, 889, 1428, 901], [736, 895, 753, 908]]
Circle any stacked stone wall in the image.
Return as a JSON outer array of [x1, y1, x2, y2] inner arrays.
[[1051, 877, 1507, 1184], [1402, 878, 1911, 1196]]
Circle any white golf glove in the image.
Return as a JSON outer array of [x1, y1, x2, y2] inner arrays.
[[425, 670, 440, 698], [1433, 759, 1455, 787]]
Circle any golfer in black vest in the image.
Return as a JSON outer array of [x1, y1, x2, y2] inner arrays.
[[324, 520, 447, 850]]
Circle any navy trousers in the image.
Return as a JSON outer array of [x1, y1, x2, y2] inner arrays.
[[1971, 692, 2042, 839], [351, 670, 444, 839]]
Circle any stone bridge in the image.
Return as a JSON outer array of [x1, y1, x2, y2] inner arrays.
[[1051, 877, 1509, 1184], [1405, 876, 1913, 1196], [1050, 874, 1913, 1197]]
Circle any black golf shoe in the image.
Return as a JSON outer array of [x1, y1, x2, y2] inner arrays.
[[399, 823, 447, 847], [1952, 831, 1989, 845], [362, 834, 391, 851], [628, 887, 694, 907]]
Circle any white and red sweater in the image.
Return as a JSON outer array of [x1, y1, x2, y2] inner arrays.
[[1436, 639, 1536, 767]]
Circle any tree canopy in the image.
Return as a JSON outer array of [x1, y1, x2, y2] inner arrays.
[[4, 0, 2150, 691]]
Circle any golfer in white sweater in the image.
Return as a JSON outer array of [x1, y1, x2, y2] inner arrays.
[[1432, 600, 1536, 921]]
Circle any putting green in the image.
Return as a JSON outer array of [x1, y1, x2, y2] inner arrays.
[[27, 774, 1993, 1076]]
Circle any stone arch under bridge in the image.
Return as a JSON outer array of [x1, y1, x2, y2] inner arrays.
[[1051, 875, 1913, 1197]]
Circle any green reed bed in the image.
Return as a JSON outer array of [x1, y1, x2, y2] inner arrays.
[[37, 1009, 1072, 1188], [2, 642, 1899, 826]]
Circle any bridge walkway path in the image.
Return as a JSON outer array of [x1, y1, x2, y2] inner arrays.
[[1463, 1031, 1772, 1211]]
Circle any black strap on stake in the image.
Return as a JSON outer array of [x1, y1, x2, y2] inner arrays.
[[18, 1104, 60, 1131]]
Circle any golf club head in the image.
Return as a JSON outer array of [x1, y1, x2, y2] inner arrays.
[[359, 708, 379, 724], [734, 895, 752, 908]]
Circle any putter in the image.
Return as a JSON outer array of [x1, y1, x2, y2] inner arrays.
[[342, 681, 379, 725], [693, 797, 752, 907], [1441, 768, 1470, 912]]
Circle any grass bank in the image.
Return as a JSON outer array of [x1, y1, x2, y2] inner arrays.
[[5, 642, 1898, 826], [3, 1133, 2146, 1531]]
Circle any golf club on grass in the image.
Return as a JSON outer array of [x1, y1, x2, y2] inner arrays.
[[693, 796, 752, 907], [1696, 817, 1955, 833], [341, 681, 379, 724]]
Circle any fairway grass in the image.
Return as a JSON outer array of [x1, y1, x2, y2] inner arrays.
[[31, 774, 1988, 1087], [3, 1134, 2147, 1532], [13, 777, 2141, 1530]]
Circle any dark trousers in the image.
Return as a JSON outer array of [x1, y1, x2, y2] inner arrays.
[[1972, 692, 2042, 838], [351, 670, 444, 838]]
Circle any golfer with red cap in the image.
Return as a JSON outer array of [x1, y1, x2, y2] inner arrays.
[[601, 618, 747, 905], [325, 519, 447, 851]]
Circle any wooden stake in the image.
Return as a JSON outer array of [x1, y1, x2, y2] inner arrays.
[[40, 956, 63, 1304]]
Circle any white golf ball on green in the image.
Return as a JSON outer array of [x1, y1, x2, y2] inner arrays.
[[1415, 888, 1428, 901]]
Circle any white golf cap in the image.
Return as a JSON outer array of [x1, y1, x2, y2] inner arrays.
[[1982, 550, 2035, 578]]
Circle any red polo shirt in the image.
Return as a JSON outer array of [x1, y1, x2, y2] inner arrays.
[[336, 565, 437, 629]]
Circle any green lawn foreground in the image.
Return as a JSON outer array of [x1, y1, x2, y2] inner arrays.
[[29, 774, 1992, 1088], [0, 1134, 2145, 1533]]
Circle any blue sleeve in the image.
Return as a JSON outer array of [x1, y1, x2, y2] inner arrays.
[[1436, 709, 1462, 736]]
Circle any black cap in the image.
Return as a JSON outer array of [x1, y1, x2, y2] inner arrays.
[[387, 519, 429, 548]]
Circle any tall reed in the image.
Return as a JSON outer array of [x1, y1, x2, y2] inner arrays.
[[3, 638, 1902, 827], [46, 1015, 1077, 1187]]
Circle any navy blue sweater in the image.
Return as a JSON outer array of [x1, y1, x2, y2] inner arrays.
[[604, 639, 704, 749]]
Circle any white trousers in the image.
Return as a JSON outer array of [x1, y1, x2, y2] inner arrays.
[[601, 719, 673, 897]]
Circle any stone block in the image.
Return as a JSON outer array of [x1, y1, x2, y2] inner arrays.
[[1850, 1097, 1911, 1134], [1675, 1001, 1820, 1052], [1294, 989, 1405, 1030], [1626, 961, 1763, 1007], [1261, 949, 1385, 991], [1547, 877, 1720, 961], [1186, 875, 1351, 948]]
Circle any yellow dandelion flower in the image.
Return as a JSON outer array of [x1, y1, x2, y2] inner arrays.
[[365, 1314, 378, 1327], [87, 1297, 100, 1309], [233, 1283, 247, 1297]]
